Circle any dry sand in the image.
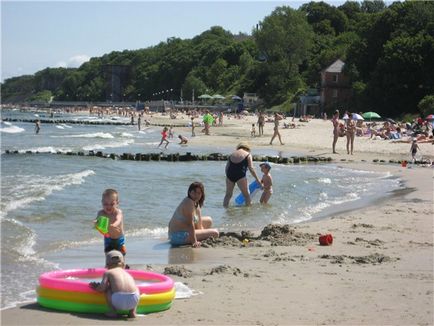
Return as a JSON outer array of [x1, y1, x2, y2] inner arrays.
[[1, 114, 433, 325]]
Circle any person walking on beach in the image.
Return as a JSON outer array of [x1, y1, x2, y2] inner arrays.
[[94, 189, 127, 259], [35, 120, 41, 134], [191, 117, 196, 137], [410, 138, 420, 162], [346, 114, 356, 155], [269, 112, 284, 145], [168, 182, 219, 247], [257, 112, 265, 136], [90, 250, 139, 318], [223, 142, 262, 207], [158, 127, 169, 149], [332, 110, 340, 154]]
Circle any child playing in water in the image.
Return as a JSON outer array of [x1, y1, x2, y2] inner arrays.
[[90, 250, 139, 318], [259, 162, 273, 204], [95, 189, 127, 257], [158, 127, 169, 149], [178, 134, 188, 145]]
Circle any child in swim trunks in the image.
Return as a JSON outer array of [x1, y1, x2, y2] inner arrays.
[[259, 162, 273, 204], [90, 250, 139, 318], [158, 127, 169, 149], [95, 189, 127, 257]]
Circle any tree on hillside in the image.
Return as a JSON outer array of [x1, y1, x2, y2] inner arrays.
[[253, 6, 314, 105]]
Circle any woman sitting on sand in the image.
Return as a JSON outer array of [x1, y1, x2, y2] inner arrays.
[[168, 182, 219, 247], [223, 142, 262, 207]]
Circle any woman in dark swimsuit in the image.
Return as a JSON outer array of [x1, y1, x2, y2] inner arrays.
[[223, 143, 262, 207]]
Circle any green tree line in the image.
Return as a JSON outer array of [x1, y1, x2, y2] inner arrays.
[[2, 1, 433, 118]]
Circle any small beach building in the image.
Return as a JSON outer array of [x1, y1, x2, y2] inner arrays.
[[320, 59, 352, 113]]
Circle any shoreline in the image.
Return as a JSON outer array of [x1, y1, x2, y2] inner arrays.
[[2, 162, 432, 325]]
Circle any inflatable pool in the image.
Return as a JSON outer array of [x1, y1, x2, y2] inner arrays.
[[37, 268, 175, 314]]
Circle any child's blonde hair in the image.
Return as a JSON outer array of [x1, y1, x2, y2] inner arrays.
[[102, 189, 119, 201]]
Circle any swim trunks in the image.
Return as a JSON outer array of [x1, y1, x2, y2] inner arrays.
[[104, 235, 126, 255], [226, 155, 249, 183], [111, 291, 140, 311], [168, 231, 190, 246]]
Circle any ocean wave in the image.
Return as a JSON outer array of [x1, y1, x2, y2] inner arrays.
[[318, 178, 332, 184], [1, 170, 95, 217], [82, 139, 134, 151], [17, 146, 72, 154], [0, 125, 25, 133], [126, 227, 168, 238], [120, 132, 134, 138], [55, 125, 65, 129], [52, 132, 114, 139]]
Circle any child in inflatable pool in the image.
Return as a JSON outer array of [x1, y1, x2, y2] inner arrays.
[[95, 189, 127, 257], [259, 162, 273, 204], [168, 182, 219, 247], [90, 250, 139, 318]]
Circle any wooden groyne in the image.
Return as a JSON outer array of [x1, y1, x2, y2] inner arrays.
[[3, 150, 431, 166], [3, 150, 333, 164]]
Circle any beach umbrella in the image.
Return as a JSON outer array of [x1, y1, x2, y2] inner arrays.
[[212, 94, 225, 99], [425, 114, 434, 121], [198, 94, 212, 99], [232, 95, 242, 101], [342, 113, 349, 120], [352, 113, 364, 120], [362, 111, 381, 120]]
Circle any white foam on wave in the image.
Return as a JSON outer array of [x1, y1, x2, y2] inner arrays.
[[3, 121, 12, 126], [52, 132, 114, 139], [60, 123, 73, 128], [17, 146, 72, 154], [82, 139, 134, 151], [120, 132, 134, 138], [126, 227, 168, 238], [1, 170, 95, 217], [318, 178, 332, 184], [55, 125, 65, 129], [0, 125, 25, 133]]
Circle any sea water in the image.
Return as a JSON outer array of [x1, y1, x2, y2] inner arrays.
[[0, 109, 402, 309]]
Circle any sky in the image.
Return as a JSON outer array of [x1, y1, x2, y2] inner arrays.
[[1, 0, 348, 82]]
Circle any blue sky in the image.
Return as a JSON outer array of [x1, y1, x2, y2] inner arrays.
[[1, 1, 348, 81]]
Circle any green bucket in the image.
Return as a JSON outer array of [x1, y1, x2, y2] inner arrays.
[[95, 216, 109, 235]]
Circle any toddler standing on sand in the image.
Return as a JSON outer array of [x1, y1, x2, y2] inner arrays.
[[259, 162, 273, 204], [95, 189, 127, 257], [90, 250, 139, 318]]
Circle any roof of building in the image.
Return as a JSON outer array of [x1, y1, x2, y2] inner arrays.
[[324, 59, 345, 73]]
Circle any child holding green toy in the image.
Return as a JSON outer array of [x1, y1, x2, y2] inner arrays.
[[94, 189, 127, 256]]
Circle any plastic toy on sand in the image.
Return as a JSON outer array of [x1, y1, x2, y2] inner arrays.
[[234, 180, 261, 205], [95, 216, 109, 235], [319, 234, 333, 246]]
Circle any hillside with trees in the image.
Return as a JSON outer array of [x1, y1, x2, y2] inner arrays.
[[1, 1, 433, 118]]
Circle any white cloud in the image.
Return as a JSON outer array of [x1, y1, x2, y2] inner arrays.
[[55, 54, 90, 68]]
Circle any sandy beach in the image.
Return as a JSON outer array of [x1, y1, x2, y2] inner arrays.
[[2, 114, 433, 325]]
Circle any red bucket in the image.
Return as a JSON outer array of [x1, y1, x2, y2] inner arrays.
[[401, 160, 407, 167], [319, 234, 333, 246]]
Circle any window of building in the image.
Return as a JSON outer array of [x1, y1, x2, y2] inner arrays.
[[332, 89, 338, 98], [332, 74, 338, 83]]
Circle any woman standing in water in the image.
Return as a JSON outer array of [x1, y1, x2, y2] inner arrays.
[[223, 142, 262, 207]]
